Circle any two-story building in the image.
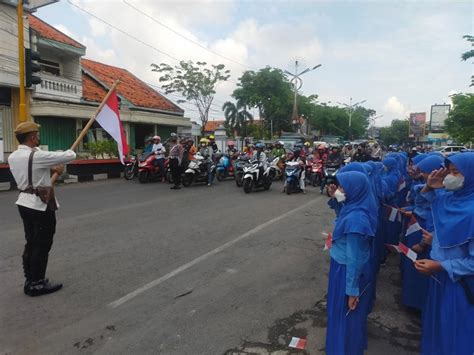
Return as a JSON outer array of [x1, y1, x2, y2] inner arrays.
[[0, 6, 190, 172], [27, 14, 190, 153]]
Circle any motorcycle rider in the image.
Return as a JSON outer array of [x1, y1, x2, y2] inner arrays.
[[342, 143, 354, 161], [283, 150, 306, 194], [226, 140, 238, 158], [302, 142, 312, 157], [371, 142, 382, 161], [199, 138, 215, 186], [253, 142, 268, 174], [313, 144, 328, 163], [209, 134, 219, 155], [143, 137, 153, 153], [327, 146, 343, 166], [271, 141, 286, 158], [151, 136, 166, 181]]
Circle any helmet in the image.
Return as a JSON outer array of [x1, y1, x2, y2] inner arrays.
[[256, 143, 265, 149], [318, 144, 325, 150], [153, 135, 161, 140], [294, 142, 303, 148], [200, 138, 209, 144], [304, 142, 310, 147], [209, 135, 215, 140], [227, 140, 235, 146]]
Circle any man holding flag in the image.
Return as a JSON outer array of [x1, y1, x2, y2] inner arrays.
[[9, 81, 127, 297]]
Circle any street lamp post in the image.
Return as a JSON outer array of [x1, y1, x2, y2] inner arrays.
[[284, 61, 321, 134], [337, 98, 367, 140], [370, 115, 383, 138]]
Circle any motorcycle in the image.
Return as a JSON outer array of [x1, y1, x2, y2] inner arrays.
[[182, 154, 216, 187], [242, 160, 275, 193], [124, 154, 138, 180], [216, 154, 235, 181], [320, 163, 340, 195], [137, 153, 169, 183], [269, 156, 284, 181], [234, 155, 251, 187], [285, 161, 303, 195], [310, 159, 324, 187]]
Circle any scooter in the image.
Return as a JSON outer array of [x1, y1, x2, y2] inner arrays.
[[320, 163, 340, 195], [234, 154, 251, 187], [137, 153, 169, 183], [124, 154, 138, 180], [182, 154, 216, 187], [216, 154, 235, 181], [269, 156, 284, 181], [310, 159, 324, 187], [242, 161, 275, 193], [285, 161, 303, 195]]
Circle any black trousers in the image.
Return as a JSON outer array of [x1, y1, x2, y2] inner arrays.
[[169, 158, 181, 186], [18, 205, 56, 282]]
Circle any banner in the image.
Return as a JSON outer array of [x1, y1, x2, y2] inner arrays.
[[430, 104, 450, 131], [409, 112, 426, 138]]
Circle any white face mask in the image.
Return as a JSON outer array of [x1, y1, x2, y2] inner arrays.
[[334, 189, 346, 202], [443, 174, 464, 191]]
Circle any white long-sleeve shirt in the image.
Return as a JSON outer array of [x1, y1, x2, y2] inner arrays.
[[152, 143, 165, 158], [8, 145, 76, 211]]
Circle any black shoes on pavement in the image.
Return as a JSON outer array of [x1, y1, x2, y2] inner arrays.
[[24, 279, 63, 297]]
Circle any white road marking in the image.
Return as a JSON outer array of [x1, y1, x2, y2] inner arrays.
[[108, 198, 319, 308]]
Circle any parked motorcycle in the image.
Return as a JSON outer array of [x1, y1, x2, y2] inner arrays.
[[124, 154, 138, 180], [242, 160, 275, 193], [182, 154, 216, 187], [285, 161, 303, 195], [216, 154, 235, 181], [137, 153, 169, 183], [320, 163, 340, 195]]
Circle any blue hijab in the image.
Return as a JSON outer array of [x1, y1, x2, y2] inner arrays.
[[416, 155, 444, 174], [365, 161, 385, 202], [332, 172, 377, 242], [338, 162, 367, 174], [382, 157, 401, 198], [412, 153, 427, 165], [432, 152, 474, 247]]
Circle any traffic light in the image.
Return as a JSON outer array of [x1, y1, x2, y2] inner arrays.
[[25, 48, 42, 87]]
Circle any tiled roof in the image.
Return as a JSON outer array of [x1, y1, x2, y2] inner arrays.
[[204, 120, 226, 132], [81, 59, 183, 113], [28, 14, 85, 49]]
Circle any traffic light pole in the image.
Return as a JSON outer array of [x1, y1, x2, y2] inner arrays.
[[17, 0, 27, 122]]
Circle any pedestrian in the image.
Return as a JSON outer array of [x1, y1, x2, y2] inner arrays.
[[415, 152, 474, 355], [169, 136, 183, 190], [370, 143, 382, 161], [8, 122, 76, 296], [325, 171, 376, 355]]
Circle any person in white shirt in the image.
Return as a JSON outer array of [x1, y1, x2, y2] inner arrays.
[[151, 135, 166, 181], [8, 121, 76, 297]]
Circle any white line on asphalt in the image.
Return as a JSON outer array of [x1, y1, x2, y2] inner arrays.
[[108, 197, 319, 308]]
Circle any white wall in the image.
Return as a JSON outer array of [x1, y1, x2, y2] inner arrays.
[[0, 3, 30, 87]]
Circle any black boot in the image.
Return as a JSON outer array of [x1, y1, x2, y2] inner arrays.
[[26, 279, 62, 297]]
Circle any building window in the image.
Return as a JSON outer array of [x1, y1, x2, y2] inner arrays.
[[39, 59, 60, 76]]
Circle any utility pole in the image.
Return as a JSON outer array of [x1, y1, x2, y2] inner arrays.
[[337, 98, 367, 140], [285, 61, 321, 134], [17, 0, 27, 122]]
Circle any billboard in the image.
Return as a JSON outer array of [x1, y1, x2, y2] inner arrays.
[[430, 104, 450, 131], [409, 112, 426, 138]]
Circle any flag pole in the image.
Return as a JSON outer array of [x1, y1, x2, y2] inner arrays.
[[70, 79, 121, 151], [51, 79, 120, 184]]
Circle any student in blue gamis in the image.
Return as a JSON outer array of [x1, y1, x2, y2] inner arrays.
[[325, 171, 376, 355], [415, 152, 474, 355]]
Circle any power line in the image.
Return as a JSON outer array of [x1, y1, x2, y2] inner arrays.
[[122, 0, 254, 71]]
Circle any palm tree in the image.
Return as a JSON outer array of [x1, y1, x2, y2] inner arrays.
[[462, 35, 474, 86], [222, 100, 253, 137]]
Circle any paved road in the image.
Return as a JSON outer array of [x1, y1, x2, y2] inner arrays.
[[0, 178, 420, 354]]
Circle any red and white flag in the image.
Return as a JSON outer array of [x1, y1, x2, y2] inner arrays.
[[95, 90, 128, 164], [398, 242, 418, 262], [386, 205, 399, 222], [289, 337, 307, 350], [397, 178, 406, 192], [405, 215, 422, 236], [323, 232, 333, 251]]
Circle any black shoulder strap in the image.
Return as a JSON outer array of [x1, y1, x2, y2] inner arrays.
[[28, 150, 36, 189]]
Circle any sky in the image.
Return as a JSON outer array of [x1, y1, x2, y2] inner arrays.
[[34, 0, 473, 126]]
